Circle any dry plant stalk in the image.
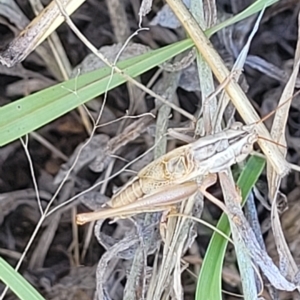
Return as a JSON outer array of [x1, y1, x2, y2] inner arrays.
[[0, 0, 85, 67]]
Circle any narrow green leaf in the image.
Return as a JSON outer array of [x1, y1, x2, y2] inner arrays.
[[0, 39, 193, 146], [0, 257, 45, 300]]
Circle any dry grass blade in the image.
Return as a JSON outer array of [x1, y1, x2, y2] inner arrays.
[[266, 12, 300, 292], [215, 173, 298, 292], [219, 171, 258, 299], [267, 19, 300, 196], [95, 234, 140, 300], [149, 191, 203, 299]]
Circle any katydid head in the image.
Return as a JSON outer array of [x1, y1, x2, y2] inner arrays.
[[227, 125, 258, 163], [230, 121, 286, 158], [235, 131, 258, 162], [191, 125, 258, 174]]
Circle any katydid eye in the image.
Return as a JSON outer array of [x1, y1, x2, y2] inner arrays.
[[230, 122, 243, 130], [241, 143, 252, 154]]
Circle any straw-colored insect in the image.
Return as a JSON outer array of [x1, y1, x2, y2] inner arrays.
[[76, 122, 258, 225]]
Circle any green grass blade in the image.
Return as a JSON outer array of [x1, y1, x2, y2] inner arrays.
[[0, 39, 193, 146], [0, 257, 45, 300], [195, 155, 266, 300]]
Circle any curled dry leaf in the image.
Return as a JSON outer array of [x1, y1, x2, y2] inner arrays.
[[150, 0, 190, 29], [139, 0, 153, 18], [53, 134, 110, 185], [78, 191, 110, 211], [70, 43, 151, 77], [89, 112, 155, 172], [0, 189, 51, 225]]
